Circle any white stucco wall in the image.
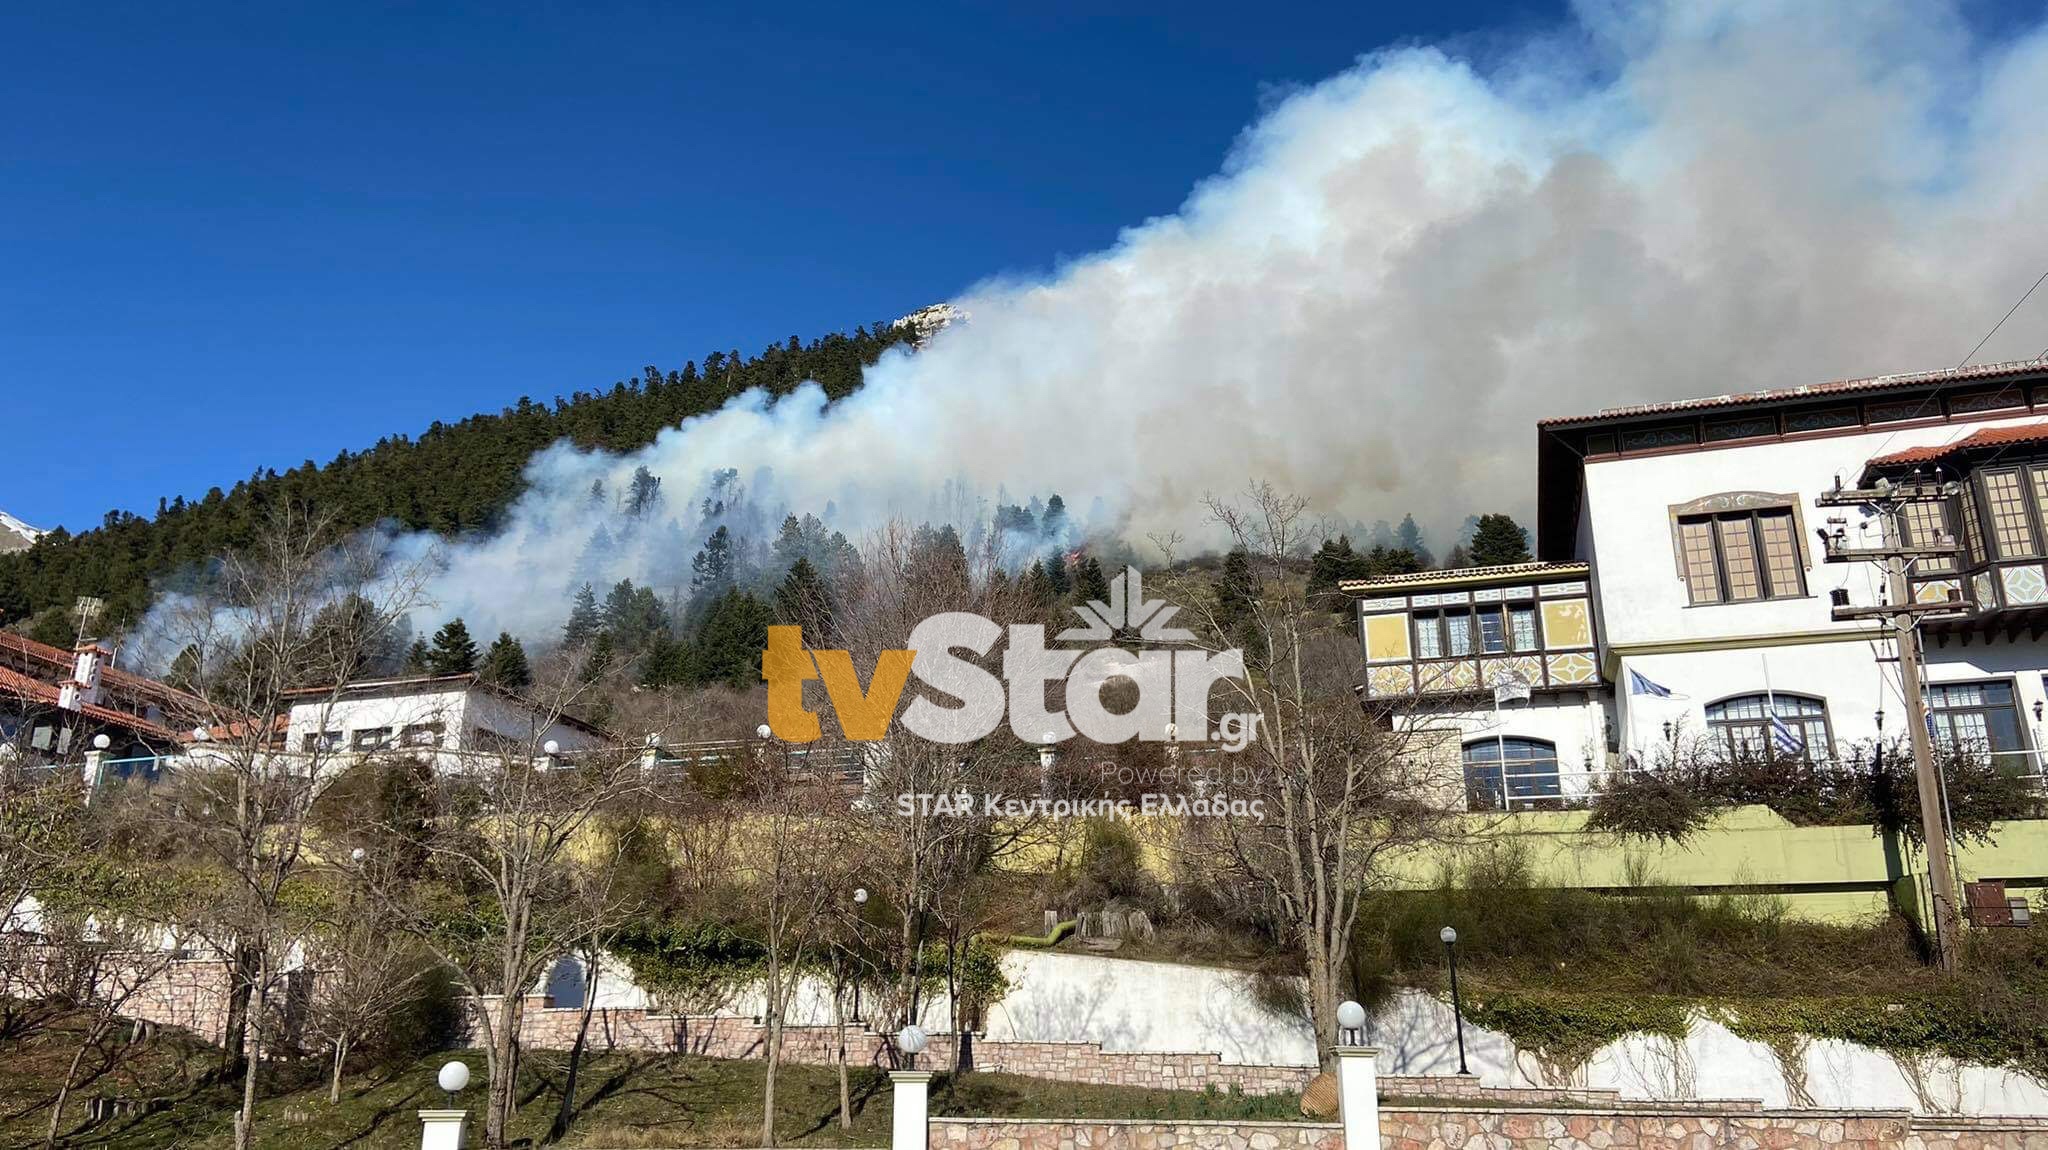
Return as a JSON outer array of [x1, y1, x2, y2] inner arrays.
[[284, 683, 605, 768], [548, 948, 2047, 1115], [1576, 411, 2048, 651], [1409, 692, 1612, 799]]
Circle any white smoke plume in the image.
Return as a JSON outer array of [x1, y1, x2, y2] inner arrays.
[[403, 0, 2048, 641]]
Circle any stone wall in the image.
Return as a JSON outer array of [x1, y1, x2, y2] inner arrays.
[[475, 997, 1316, 1094], [931, 1109, 2048, 1150], [113, 958, 235, 1045]]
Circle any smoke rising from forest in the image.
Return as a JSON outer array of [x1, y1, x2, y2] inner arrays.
[[393, 0, 2048, 641]]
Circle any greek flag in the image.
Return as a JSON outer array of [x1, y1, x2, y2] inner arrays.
[[1770, 712, 1805, 756], [1627, 669, 1674, 698]]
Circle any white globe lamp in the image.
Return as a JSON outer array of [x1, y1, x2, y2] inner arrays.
[[897, 1023, 927, 1067]]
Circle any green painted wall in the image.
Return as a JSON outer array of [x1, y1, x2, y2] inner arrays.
[[1398, 805, 2048, 923]]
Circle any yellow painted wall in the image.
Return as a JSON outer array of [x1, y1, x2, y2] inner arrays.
[[1064, 807, 2047, 925]]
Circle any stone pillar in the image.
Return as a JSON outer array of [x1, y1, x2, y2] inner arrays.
[[417, 1108, 469, 1149], [890, 1070, 933, 1150], [81, 748, 106, 804], [1333, 1046, 1380, 1150]]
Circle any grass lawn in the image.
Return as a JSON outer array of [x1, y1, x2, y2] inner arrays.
[[0, 1016, 1306, 1149]]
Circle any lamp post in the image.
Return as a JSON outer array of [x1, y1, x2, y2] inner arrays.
[[419, 1060, 471, 1149], [890, 1026, 933, 1150], [1335, 998, 1367, 1046], [1330, 999, 1380, 1150], [1441, 926, 1469, 1075], [897, 1023, 927, 1070]]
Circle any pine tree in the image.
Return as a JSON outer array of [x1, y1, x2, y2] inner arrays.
[[1024, 559, 1054, 606], [480, 631, 532, 689], [427, 618, 479, 675], [775, 556, 832, 639], [1041, 494, 1068, 541], [1364, 545, 1424, 577], [1213, 547, 1257, 648], [1468, 513, 1532, 566], [581, 632, 617, 685], [687, 589, 775, 689], [638, 632, 689, 688], [1443, 544, 1473, 569], [1044, 549, 1072, 597], [691, 526, 734, 592], [1395, 514, 1434, 568], [624, 465, 663, 516], [1307, 535, 1372, 597], [1075, 555, 1111, 603], [564, 583, 601, 647], [167, 644, 203, 692], [404, 638, 431, 674]]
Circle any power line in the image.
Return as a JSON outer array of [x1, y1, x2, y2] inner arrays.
[[1846, 266, 2048, 475], [1957, 269, 2048, 372]]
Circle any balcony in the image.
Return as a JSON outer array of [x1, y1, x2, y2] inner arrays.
[[1347, 563, 1604, 700]]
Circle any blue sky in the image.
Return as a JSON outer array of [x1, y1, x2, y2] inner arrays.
[[0, 1, 1573, 532]]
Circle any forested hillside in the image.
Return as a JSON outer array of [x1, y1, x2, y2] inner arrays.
[[0, 323, 918, 641]]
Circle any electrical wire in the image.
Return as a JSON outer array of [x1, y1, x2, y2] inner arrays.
[[1839, 267, 2048, 477]]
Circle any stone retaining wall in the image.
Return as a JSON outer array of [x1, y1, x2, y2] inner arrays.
[[113, 958, 235, 1045], [932, 1109, 2048, 1150], [480, 997, 1318, 1094], [480, 1000, 1895, 1108]]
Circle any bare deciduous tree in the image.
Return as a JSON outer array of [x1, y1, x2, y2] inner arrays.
[[141, 506, 430, 1150], [347, 672, 660, 1150], [1157, 483, 1455, 1064]]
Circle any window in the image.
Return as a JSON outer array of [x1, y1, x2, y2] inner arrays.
[[1900, 498, 1957, 574], [1413, 613, 1443, 659], [1444, 609, 1472, 656], [1412, 611, 1475, 659], [1676, 509, 1806, 604], [302, 729, 342, 753], [351, 727, 392, 752], [402, 722, 445, 748], [1705, 694, 1832, 762], [1473, 605, 1541, 654], [1926, 681, 2025, 757], [1462, 738, 1561, 811], [1981, 470, 2036, 558], [1510, 605, 1538, 651], [1477, 609, 1507, 654]]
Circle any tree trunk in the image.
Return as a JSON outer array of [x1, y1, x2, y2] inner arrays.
[[44, 1021, 102, 1150], [329, 1037, 348, 1104], [762, 1005, 784, 1148], [761, 966, 782, 1148], [485, 994, 521, 1150], [1306, 946, 1338, 1072], [233, 963, 269, 1150], [549, 953, 601, 1144], [217, 944, 257, 1080], [835, 981, 852, 1131]]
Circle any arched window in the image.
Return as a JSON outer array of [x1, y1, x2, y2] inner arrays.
[[1705, 693, 1833, 762], [1462, 737, 1560, 811]]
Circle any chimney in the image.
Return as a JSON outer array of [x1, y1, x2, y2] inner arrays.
[[60, 642, 107, 712]]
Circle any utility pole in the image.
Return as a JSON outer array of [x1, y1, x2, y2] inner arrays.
[[1815, 476, 1963, 970]]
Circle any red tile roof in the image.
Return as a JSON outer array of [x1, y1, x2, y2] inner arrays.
[[1539, 359, 2047, 428], [0, 631, 208, 714], [0, 665, 182, 742], [1867, 419, 2048, 467]]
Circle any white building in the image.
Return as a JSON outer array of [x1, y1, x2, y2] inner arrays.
[[279, 673, 611, 771], [1350, 358, 2048, 809]]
